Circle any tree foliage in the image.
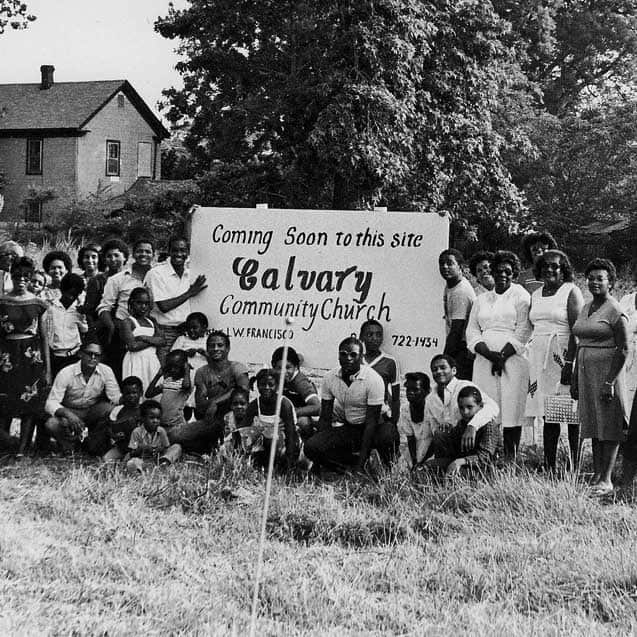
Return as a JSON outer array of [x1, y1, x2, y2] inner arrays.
[[0, 1, 35, 34], [156, 0, 525, 226], [494, 0, 637, 114]]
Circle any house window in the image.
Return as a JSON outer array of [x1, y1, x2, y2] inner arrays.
[[106, 140, 121, 176], [117, 94, 125, 108], [26, 138, 43, 175], [24, 200, 42, 223]]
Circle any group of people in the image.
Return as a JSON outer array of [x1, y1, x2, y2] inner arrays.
[[0, 231, 636, 491], [439, 232, 637, 494]]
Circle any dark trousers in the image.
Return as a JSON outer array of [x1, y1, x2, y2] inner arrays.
[[50, 351, 79, 378], [543, 421, 580, 471], [503, 426, 521, 458], [452, 346, 474, 381], [304, 420, 399, 470], [168, 418, 225, 454], [622, 391, 637, 484]]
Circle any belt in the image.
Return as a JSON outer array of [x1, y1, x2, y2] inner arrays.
[[51, 346, 80, 358]]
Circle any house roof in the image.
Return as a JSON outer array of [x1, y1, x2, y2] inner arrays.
[[0, 80, 170, 139], [101, 177, 199, 213]]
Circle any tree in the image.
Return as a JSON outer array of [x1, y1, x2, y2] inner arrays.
[[518, 101, 637, 251], [493, 1, 637, 115], [156, 0, 525, 227], [0, 1, 35, 34]]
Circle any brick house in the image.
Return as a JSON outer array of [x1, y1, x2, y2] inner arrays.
[[0, 65, 170, 223]]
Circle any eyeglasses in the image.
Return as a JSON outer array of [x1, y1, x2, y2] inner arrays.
[[81, 350, 102, 359], [541, 263, 561, 271]]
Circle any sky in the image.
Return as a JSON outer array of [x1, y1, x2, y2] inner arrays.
[[0, 0, 186, 122]]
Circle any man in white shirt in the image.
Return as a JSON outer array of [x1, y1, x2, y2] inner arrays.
[[414, 353, 499, 463], [43, 341, 121, 453], [304, 337, 400, 472], [143, 236, 207, 364]]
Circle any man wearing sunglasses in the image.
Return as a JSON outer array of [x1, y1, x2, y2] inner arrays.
[[43, 341, 121, 453]]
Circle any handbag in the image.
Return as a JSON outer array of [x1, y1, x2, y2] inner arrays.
[[544, 383, 579, 425]]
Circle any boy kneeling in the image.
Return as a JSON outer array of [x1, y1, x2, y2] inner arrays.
[[424, 386, 498, 478]]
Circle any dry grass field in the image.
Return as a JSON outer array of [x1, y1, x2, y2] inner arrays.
[[1, 453, 637, 635]]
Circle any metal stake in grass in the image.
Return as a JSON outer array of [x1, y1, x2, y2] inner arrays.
[[249, 317, 294, 636]]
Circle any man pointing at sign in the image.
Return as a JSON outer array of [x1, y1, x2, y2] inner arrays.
[[144, 236, 207, 364], [304, 336, 400, 472]]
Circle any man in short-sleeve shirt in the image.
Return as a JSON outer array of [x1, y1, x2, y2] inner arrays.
[[440, 249, 476, 380], [304, 337, 399, 471], [143, 237, 207, 364]]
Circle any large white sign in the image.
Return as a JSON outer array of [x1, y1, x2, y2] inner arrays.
[[190, 207, 448, 372]]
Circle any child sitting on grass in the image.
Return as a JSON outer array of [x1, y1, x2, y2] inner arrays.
[[424, 385, 499, 478], [145, 350, 191, 431], [226, 369, 299, 470], [102, 376, 143, 462], [126, 400, 182, 473], [397, 372, 431, 467]]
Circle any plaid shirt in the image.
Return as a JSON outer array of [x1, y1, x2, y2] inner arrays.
[[433, 418, 500, 466]]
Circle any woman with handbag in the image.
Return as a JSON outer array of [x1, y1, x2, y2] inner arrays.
[[466, 250, 532, 459], [572, 258, 629, 495], [525, 250, 584, 472]]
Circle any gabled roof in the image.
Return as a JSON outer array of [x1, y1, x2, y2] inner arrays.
[[0, 80, 170, 138]]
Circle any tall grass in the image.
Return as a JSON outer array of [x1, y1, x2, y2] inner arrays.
[[1, 454, 637, 634]]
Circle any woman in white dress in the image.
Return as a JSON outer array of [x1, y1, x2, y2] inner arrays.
[[467, 250, 532, 458], [525, 250, 584, 471]]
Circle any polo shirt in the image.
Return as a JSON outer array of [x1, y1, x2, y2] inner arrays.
[[143, 261, 192, 327], [283, 371, 318, 409], [320, 365, 385, 426], [97, 268, 146, 321], [45, 362, 121, 415]]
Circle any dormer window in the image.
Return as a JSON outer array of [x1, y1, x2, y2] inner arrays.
[[106, 140, 121, 176], [26, 138, 43, 175]]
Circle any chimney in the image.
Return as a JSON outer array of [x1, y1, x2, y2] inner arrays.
[[40, 65, 54, 90]]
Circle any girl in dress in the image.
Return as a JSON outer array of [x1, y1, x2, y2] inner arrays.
[[467, 250, 532, 459], [120, 287, 164, 392]]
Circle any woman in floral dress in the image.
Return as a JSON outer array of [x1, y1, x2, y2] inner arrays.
[[0, 257, 51, 455]]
